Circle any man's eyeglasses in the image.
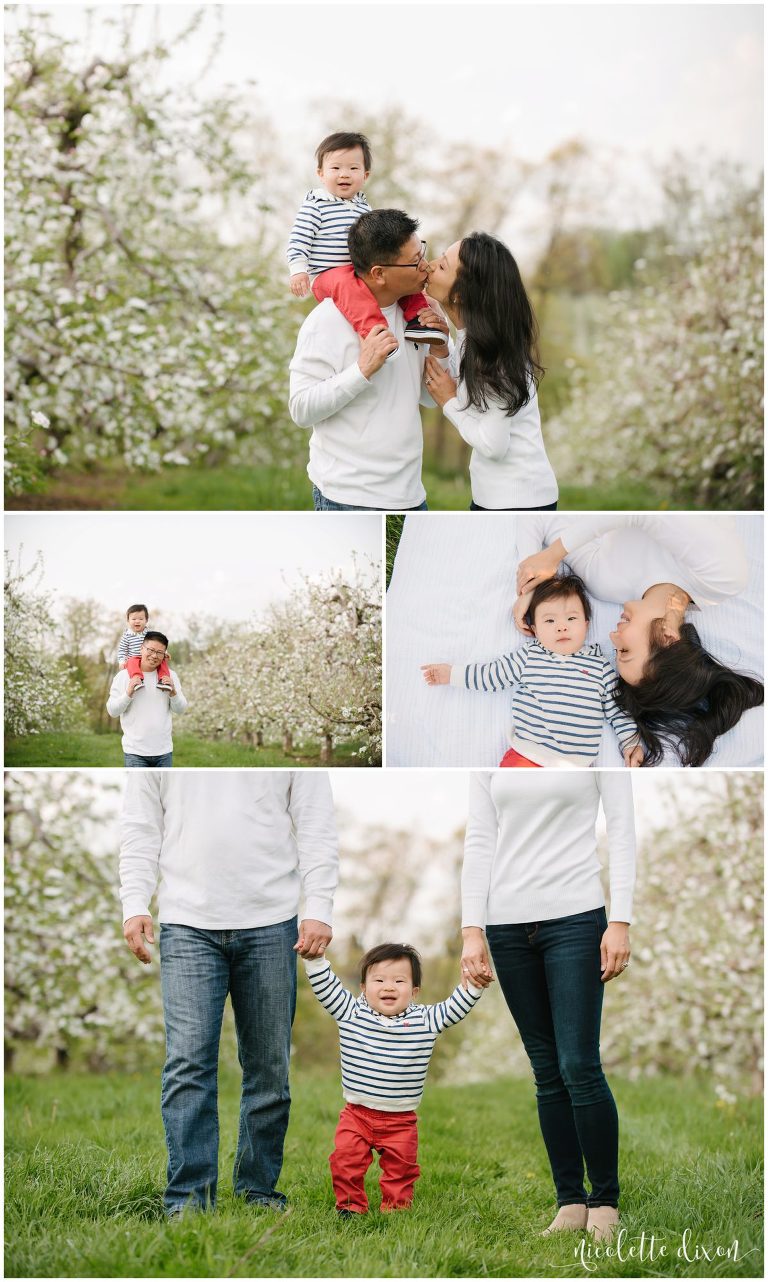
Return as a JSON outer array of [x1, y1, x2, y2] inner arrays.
[[384, 241, 428, 269], [144, 647, 167, 658]]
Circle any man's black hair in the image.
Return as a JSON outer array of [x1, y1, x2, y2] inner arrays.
[[348, 209, 420, 276], [143, 630, 168, 649]]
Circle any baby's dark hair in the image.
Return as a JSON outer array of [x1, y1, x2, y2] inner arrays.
[[525, 574, 592, 630], [316, 131, 372, 171], [126, 603, 149, 620], [360, 942, 422, 988]]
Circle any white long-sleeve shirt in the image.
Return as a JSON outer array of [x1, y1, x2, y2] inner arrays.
[[450, 639, 638, 767], [106, 668, 187, 756], [516, 514, 749, 607], [289, 299, 451, 509], [443, 331, 558, 509], [462, 771, 636, 927], [119, 772, 338, 928], [286, 188, 371, 279], [305, 957, 482, 1111]]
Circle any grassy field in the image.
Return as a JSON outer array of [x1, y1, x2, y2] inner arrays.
[[5, 462, 687, 512], [3, 733, 371, 768], [5, 1068, 762, 1279]]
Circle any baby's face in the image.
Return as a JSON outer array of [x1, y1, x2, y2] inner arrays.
[[317, 146, 369, 200], [532, 594, 589, 655], [127, 611, 148, 633], [362, 958, 419, 1016]]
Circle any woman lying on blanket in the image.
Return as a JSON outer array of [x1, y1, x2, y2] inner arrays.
[[423, 515, 763, 768]]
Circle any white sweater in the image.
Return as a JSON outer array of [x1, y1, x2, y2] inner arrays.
[[443, 332, 558, 509], [516, 514, 749, 607], [119, 772, 338, 928], [462, 771, 636, 927], [288, 299, 451, 509], [106, 668, 187, 756]]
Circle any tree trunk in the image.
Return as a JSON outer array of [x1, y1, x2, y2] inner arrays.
[[255, 729, 264, 748], [55, 1046, 70, 1070], [5, 1044, 15, 1072], [282, 731, 294, 754], [320, 733, 333, 763]]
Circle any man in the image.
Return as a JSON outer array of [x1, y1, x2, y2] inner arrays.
[[289, 209, 453, 512], [120, 771, 338, 1216], [106, 630, 187, 767]]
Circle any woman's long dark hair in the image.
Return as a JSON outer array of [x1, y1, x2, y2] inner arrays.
[[613, 622, 764, 767], [449, 231, 544, 416]]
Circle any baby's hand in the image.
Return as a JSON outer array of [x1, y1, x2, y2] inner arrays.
[[421, 663, 452, 685], [290, 273, 311, 298], [623, 743, 644, 768]]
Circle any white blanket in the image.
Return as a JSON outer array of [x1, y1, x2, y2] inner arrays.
[[385, 514, 763, 767]]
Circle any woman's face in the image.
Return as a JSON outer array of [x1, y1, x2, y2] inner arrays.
[[609, 596, 673, 686], [425, 240, 462, 304]]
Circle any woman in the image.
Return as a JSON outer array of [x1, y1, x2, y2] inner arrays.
[[513, 514, 763, 767], [422, 233, 559, 511], [461, 770, 635, 1241]]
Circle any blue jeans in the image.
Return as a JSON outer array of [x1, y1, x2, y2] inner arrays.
[[312, 485, 428, 512], [486, 907, 619, 1208], [123, 752, 173, 768], [159, 918, 298, 1213]]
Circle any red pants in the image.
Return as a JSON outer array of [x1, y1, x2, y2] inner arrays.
[[499, 746, 541, 768], [125, 654, 171, 682], [313, 264, 427, 338], [329, 1102, 420, 1213]]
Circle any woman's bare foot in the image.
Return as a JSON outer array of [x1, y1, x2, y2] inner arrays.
[[587, 1206, 619, 1241], [541, 1204, 588, 1235]]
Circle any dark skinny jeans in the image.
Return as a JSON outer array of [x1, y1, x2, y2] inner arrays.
[[486, 907, 619, 1208]]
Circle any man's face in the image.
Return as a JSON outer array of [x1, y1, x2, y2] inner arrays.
[[317, 146, 369, 200], [362, 957, 419, 1016], [127, 611, 148, 634], [378, 233, 430, 296], [141, 639, 166, 670], [532, 593, 589, 655]]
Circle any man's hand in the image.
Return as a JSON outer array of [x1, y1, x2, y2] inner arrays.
[[516, 541, 566, 595], [513, 591, 535, 637], [127, 675, 144, 697], [623, 743, 644, 768], [124, 915, 155, 964], [600, 922, 630, 982], [294, 919, 332, 959], [424, 354, 457, 406], [358, 324, 399, 378], [420, 663, 452, 685], [162, 677, 177, 696], [290, 273, 311, 298], [460, 927, 495, 989]]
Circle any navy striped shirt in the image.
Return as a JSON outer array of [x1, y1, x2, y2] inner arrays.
[[456, 640, 638, 763], [287, 188, 371, 277], [305, 959, 482, 1111], [117, 627, 147, 663]]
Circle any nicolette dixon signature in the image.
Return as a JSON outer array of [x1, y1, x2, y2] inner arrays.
[[575, 1227, 744, 1272]]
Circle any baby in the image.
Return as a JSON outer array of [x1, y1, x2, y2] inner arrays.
[[422, 574, 643, 768], [304, 943, 483, 1215], [117, 603, 172, 693], [287, 130, 445, 351]]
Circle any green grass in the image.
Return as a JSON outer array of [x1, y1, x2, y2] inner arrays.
[[5, 462, 689, 512], [3, 733, 372, 768], [5, 1069, 762, 1278]]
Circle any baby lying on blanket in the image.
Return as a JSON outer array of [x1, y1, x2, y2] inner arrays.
[[421, 573, 643, 768]]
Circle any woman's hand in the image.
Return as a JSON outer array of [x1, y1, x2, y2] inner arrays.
[[513, 591, 535, 637], [418, 305, 450, 357], [424, 354, 457, 406], [421, 663, 452, 685], [600, 922, 630, 982], [516, 540, 567, 595], [460, 927, 495, 988]]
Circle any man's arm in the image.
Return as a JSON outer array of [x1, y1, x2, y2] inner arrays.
[[289, 773, 339, 934], [288, 322, 395, 428], [303, 957, 358, 1024], [119, 773, 165, 923], [167, 670, 187, 714], [106, 668, 133, 718]]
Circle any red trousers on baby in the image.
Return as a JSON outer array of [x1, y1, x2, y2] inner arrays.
[[125, 654, 171, 682], [329, 1102, 420, 1213], [313, 264, 428, 338], [499, 746, 541, 768]]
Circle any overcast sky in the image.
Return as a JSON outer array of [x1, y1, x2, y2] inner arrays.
[[19, 3, 762, 171], [5, 512, 381, 630]]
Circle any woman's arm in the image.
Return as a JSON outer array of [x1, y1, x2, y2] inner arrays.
[[596, 772, 636, 925], [461, 774, 499, 931]]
